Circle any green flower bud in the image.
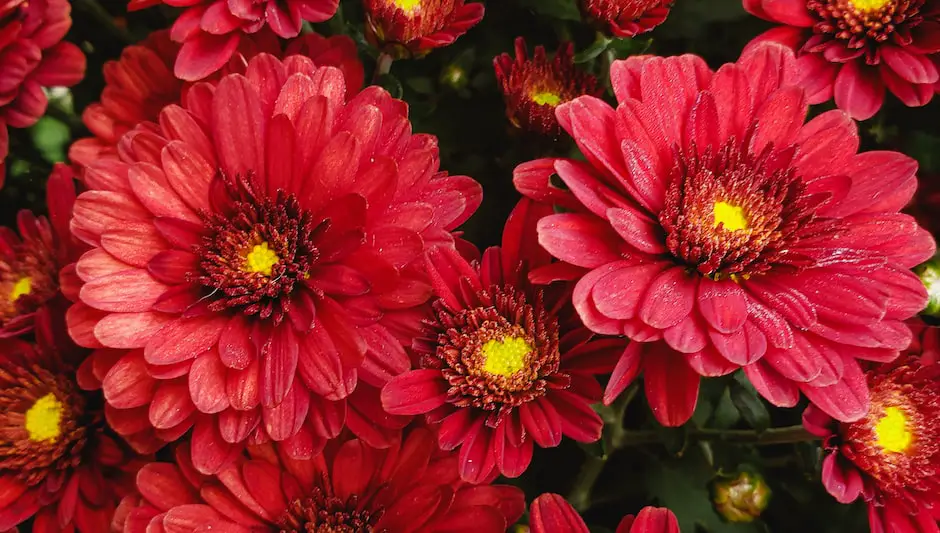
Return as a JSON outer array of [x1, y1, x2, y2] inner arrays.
[[711, 471, 772, 523], [440, 64, 468, 90], [917, 257, 940, 317]]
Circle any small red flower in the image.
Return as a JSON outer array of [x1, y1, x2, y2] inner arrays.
[[128, 0, 341, 80], [514, 43, 936, 427], [114, 428, 525, 533], [530, 493, 679, 533], [363, 0, 485, 58], [803, 323, 940, 533], [578, 0, 672, 37], [382, 200, 624, 483], [743, 0, 940, 120], [0, 0, 85, 187], [494, 37, 602, 138]]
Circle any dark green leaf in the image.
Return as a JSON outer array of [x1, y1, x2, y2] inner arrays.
[[730, 374, 771, 433], [516, 0, 581, 21], [574, 34, 612, 64]]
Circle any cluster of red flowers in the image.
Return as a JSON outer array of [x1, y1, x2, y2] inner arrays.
[[0, 0, 938, 532]]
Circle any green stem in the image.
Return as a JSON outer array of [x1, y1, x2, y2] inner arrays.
[[614, 425, 818, 448], [74, 0, 134, 44]]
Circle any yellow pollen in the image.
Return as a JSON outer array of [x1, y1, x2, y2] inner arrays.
[[391, 0, 421, 12], [25, 393, 64, 442], [9, 276, 32, 302], [481, 336, 531, 377], [849, 0, 892, 12], [531, 91, 562, 106], [244, 242, 279, 276], [712, 201, 749, 232], [874, 406, 914, 454]]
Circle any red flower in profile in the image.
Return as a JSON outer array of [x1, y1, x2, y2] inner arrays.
[[69, 29, 365, 168], [67, 54, 481, 474], [803, 323, 940, 533], [0, 0, 85, 187], [0, 309, 146, 533], [578, 0, 673, 37], [514, 43, 935, 427], [494, 37, 602, 138], [382, 200, 624, 483], [363, 0, 484, 58], [0, 164, 79, 338], [530, 493, 679, 533], [114, 428, 525, 533], [743, 0, 940, 120], [128, 0, 340, 80]]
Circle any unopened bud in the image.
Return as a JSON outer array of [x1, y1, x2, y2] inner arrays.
[[711, 471, 771, 523], [917, 257, 940, 318]]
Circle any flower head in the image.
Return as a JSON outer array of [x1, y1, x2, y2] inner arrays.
[[743, 0, 940, 119], [530, 493, 679, 533], [711, 471, 773, 523], [803, 324, 940, 532], [514, 43, 935, 427], [578, 0, 673, 38], [114, 428, 525, 533], [382, 200, 624, 483], [67, 54, 481, 474], [363, 0, 485, 58], [494, 38, 602, 138]]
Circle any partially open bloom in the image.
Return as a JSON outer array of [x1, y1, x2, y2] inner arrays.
[[494, 38, 602, 138], [0, 310, 145, 532], [382, 200, 624, 483], [128, 0, 340, 80], [578, 0, 672, 37], [743, 0, 940, 120], [514, 43, 935, 427], [1, 164, 79, 338], [0, 0, 86, 186], [67, 54, 481, 474], [530, 493, 679, 533], [711, 471, 773, 523], [363, 0, 485, 58], [114, 428, 525, 533], [803, 323, 940, 533]]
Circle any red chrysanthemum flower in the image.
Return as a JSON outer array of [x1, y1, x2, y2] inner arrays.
[[578, 0, 673, 37], [363, 0, 485, 58], [514, 43, 936, 427], [381, 200, 625, 483], [530, 493, 679, 533], [69, 29, 365, 168], [803, 324, 940, 533], [0, 164, 80, 338], [66, 54, 482, 474], [0, 309, 146, 533], [743, 0, 940, 120], [494, 37, 603, 138], [127, 0, 340, 81], [0, 0, 85, 187], [113, 428, 525, 533]]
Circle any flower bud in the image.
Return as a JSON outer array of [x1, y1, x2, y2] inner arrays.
[[917, 257, 940, 318], [711, 471, 772, 523]]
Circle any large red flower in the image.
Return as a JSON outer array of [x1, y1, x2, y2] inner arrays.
[[803, 323, 940, 533], [530, 493, 679, 533], [0, 0, 85, 187], [382, 200, 624, 483], [578, 0, 673, 38], [127, 0, 340, 80], [363, 0, 484, 58], [0, 309, 146, 533], [743, 0, 940, 120], [66, 54, 481, 474], [69, 29, 365, 168], [114, 428, 525, 533], [514, 43, 935, 427]]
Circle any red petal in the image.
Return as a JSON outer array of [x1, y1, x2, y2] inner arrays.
[[644, 344, 700, 427], [529, 493, 589, 533], [381, 369, 448, 415]]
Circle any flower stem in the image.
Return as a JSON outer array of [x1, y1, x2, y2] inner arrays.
[[614, 425, 818, 448], [372, 53, 394, 83]]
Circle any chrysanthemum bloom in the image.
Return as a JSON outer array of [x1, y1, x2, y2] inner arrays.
[[382, 200, 625, 483], [530, 493, 679, 533], [803, 326, 940, 532], [67, 54, 482, 474], [127, 0, 340, 81], [743, 0, 940, 120], [69, 29, 364, 168], [114, 428, 525, 533], [0, 310, 146, 532], [578, 0, 673, 38], [0, 0, 85, 187], [0, 164, 79, 338], [514, 43, 936, 427], [363, 0, 485, 59], [494, 38, 602, 138]]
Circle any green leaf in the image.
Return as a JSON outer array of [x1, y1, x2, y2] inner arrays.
[[574, 34, 612, 64], [376, 73, 403, 99], [29, 117, 70, 164], [517, 0, 581, 21], [730, 374, 771, 433], [711, 388, 741, 430]]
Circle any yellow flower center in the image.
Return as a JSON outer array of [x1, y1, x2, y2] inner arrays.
[[244, 242, 279, 277], [712, 201, 749, 232], [874, 406, 914, 454], [25, 393, 64, 442], [482, 336, 531, 377], [849, 0, 892, 12], [391, 0, 421, 12], [531, 91, 562, 107], [9, 276, 32, 302]]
